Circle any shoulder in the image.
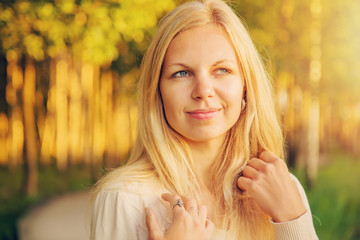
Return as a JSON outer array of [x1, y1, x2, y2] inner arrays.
[[102, 179, 165, 195], [289, 173, 309, 208], [95, 179, 168, 213], [289, 173, 305, 194], [289, 173, 303, 187], [91, 179, 171, 239], [92, 163, 170, 216], [271, 173, 319, 240]]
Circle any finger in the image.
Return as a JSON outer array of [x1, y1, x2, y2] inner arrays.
[[242, 165, 259, 179], [161, 193, 177, 203], [259, 151, 278, 162], [161, 193, 185, 216], [198, 205, 207, 225], [205, 218, 215, 237], [162, 193, 184, 209], [247, 158, 269, 172], [181, 195, 199, 218], [145, 207, 164, 240], [188, 207, 200, 217], [162, 193, 183, 204], [237, 176, 252, 192], [259, 151, 288, 172]]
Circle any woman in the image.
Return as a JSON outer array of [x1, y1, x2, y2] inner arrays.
[[91, 0, 318, 239]]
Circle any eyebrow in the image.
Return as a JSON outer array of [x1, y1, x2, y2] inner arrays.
[[167, 63, 191, 69], [167, 59, 236, 68], [212, 59, 236, 66]]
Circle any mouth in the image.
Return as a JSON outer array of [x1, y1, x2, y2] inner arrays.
[[187, 108, 221, 120]]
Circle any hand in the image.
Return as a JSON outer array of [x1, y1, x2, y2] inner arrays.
[[237, 151, 306, 222], [146, 193, 214, 240]]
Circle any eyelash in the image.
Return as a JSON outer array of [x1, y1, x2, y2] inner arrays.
[[171, 70, 190, 78], [215, 68, 230, 75], [170, 68, 230, 79]]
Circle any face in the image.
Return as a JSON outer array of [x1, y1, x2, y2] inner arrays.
[[159, 25, 244, 144]]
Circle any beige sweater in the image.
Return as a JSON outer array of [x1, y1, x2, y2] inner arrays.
[[91, 174, 318, 240]]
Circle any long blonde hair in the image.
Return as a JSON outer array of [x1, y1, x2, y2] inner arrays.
[[94, 0, 283, 239]]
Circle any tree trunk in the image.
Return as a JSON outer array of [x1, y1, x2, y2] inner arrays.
[[23, 58, 38, 196], [55, 59, 69, 171], [0, 55, 8, 114], [305, 96, 320, 187], [0, 55, 9, 165], [305, 0, 322, 188]]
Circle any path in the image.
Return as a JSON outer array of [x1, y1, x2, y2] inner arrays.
[[18, 191, 90, 240]]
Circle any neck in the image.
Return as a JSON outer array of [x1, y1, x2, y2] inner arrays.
[[185, 137, 224, 188], [185, 137, 224, 220]]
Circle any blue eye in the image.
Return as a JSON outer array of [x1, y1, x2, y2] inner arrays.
[[172, 71, 189, 78], [215, 69, 229, 75]]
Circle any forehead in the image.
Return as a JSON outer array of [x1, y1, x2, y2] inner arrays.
[[163, 25, 239, 65]]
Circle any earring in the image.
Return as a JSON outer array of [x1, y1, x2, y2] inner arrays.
[[241, 99, 246, 111]]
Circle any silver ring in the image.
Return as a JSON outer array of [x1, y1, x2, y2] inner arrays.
[[172, 199, 184, 209], [188, 207, 200, 214]]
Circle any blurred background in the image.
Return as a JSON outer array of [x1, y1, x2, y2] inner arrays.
[[0, 0, 359, 239]]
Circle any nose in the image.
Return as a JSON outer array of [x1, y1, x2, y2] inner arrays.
[[191, 74, 215, 100]]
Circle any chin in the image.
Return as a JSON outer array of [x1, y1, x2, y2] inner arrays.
[[181, 132, 227, 144]]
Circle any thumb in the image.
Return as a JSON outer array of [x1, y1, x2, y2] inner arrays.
[[145, 207, 164, 240]]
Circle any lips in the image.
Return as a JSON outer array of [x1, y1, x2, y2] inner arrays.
[[187, 108, 221, 120]]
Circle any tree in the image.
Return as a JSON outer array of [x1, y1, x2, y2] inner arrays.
[[0, 0, 176, 196]]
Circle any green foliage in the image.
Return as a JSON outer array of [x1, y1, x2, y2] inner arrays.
[[233, 0, 360, 104], [295, 150, 360, 240], [321, 0, 360, 104], [233, 0, 312, 84], [1, 0, 359, 100], [0, 0, 175, 65]]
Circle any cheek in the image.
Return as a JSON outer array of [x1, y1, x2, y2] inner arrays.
[[160, 83, 181, 121], [223, 82, 244, 121], [223, 81, 244, 107], [161, 95, 184, 133], [161, 87, 173, 110]]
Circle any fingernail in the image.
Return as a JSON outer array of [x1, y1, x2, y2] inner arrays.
[[145, 207, 150, 216], [161, 193, 170, 200]]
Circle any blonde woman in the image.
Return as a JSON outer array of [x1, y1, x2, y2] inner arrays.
[[91, 0, 318, 239]]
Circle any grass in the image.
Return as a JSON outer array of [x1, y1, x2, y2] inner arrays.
[[0, 164, 94, 240], [0, 150, 359, 240], [294, 150, 360, 240]]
